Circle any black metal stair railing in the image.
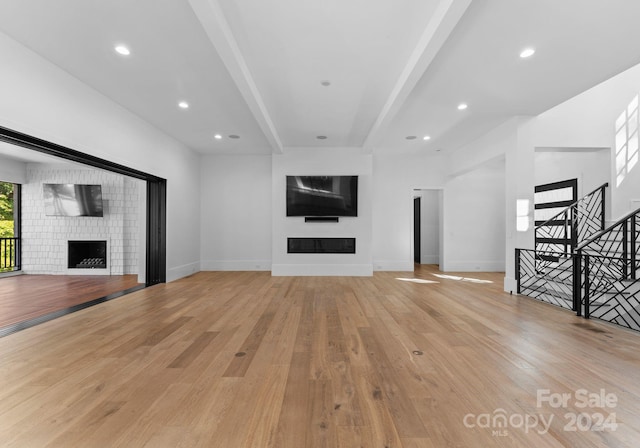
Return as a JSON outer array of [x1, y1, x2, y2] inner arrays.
[[534, 208, 575, 255], [0, 237, 21, 272], [516, 248, 575, 310], [535, 183, 608, 255], [518, 183, 640, 333], [577, 207, 640, 279], [517, 183, 608, 315], [578, 254, 640, 331], [575, 208, 640, 330]]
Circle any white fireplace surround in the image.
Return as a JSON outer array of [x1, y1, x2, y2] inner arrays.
[[64, 237, 111, 275], [20, 165, 142, 276]]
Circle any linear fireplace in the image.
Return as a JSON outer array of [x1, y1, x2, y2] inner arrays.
[[68, 240, 107, 269]]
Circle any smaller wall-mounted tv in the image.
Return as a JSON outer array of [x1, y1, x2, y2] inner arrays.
[[43, 184, 104, 217], [286, 175, 358, 217]]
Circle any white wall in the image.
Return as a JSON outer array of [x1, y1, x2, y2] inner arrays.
[[446, 117, 525, 284], [200, 155, 272, 270], [531, 62, 640, 221], [272, 148, 372, 276], [534, 149, 610, 199], [441, 156, 506, 271], [448, 118, 520, 178], [372, 152, 446, 270], [0, 31, 201, 281], [0, 155, 26, 184]]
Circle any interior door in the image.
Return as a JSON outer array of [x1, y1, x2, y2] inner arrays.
[[414, 197, 421, 264]]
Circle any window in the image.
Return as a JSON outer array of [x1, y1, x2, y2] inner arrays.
[[0, 181, 21, 272], [615, 95, 639, 187], [516, 199, 530, 232]]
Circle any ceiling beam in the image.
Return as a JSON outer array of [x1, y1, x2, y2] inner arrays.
[[362, 0, 472, 151], [188, 0, 283, 153]]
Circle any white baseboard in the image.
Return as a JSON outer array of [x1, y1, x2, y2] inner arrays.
[[441, 261, 505, 272], [167, 261, 201, 282], [64, 268, 111, 276], [372, 261, 414, 271], [504, 276, 517, 294], [271, 264, 373, 276], [200, 260, 272, 271]]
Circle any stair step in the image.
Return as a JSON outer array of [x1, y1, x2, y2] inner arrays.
[[534, 275, 572, 285], [523, 281, 572, 298]]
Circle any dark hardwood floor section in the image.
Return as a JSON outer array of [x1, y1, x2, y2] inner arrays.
[[1, 266, 639, 447], [0, 274, 141, 328]]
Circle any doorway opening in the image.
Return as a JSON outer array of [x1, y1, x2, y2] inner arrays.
[[0, 125, 166, 285], [0, 125, 166, 336], [413, 189, 442, 269], [414, 197, 420, 263]]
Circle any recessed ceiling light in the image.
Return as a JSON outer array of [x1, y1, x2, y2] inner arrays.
[[320, 80, 331, 87], [457, 103, 468, 110], [406, 136, 417, 140], [115, 45, 130, 56], [520, 47, 535, 58], [178, 101, 189, 109], [214, 134, 222, 140], [229, 134, 240, 139], [423, 135, 431, 141], [316, 135, 327, 140]]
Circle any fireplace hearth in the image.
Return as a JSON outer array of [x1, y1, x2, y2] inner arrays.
[[68, 240, 107, 269]]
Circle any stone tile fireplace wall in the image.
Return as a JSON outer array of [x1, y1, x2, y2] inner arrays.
[[21, 164, 141, 275]]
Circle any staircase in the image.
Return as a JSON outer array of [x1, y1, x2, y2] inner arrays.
[[517, 182, 640, 332], [576, 208, 640, 330], [517, 183, 608, 311]]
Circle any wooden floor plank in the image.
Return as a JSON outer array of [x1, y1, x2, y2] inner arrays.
[[1, 266, 640, 447], [167, 331, 219, 369], [0, 274, 141, 328], [274, 350, 312, 448]]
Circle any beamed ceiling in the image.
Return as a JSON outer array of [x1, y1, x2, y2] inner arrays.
[[1, 0, 640, 158]]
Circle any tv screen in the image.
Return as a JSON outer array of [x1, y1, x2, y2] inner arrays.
[[43, 184, 104, 217], [286, 175, 358, 217]]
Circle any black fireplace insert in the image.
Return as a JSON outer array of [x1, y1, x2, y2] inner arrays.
[[68, 240, 107, 269]]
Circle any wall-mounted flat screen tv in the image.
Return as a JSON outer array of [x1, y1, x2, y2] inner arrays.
[[286, 175, 358, 217], [43, 184, 104, 217]]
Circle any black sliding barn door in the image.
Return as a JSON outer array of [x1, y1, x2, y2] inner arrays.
[[146, 179, 166, 285]]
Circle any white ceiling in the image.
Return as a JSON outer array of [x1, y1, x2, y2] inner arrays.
[[0, 141, 64, 164], [0, 141, 101, 169], [1, 0, 640, 158]]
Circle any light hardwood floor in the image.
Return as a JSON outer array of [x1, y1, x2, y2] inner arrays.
[[0, 274, 141, 328], [1, 265, 639, 447]]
